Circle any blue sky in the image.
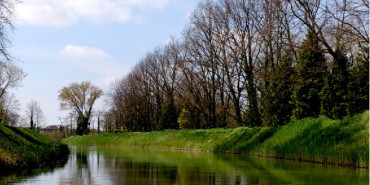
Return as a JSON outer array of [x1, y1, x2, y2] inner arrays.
[[10, 0, 200, 127]]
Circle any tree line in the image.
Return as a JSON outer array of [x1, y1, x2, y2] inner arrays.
[[0, 61, 45, 129], [105, 0, 368, 132]]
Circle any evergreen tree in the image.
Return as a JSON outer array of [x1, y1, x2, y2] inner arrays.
[[159, 92, 178, 130], [261, 55, 294, 126], [291, 32, 326, 120], [76, 116, 89, 135], [347, 46, 369, 115], [321, 48, 349, 119]]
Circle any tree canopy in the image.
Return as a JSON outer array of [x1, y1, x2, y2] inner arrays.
[[58, 81, 103, 135], [104, 0, 368, 132]]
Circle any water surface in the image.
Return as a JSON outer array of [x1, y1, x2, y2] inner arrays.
[[1, 146, 368, 185]]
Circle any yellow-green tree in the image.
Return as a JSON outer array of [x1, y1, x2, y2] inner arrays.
[[58, 81, 103, 135]]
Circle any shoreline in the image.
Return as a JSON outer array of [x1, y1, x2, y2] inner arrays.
[[0, 125, 70, 172], [64, 111, 369, 168], [66, 144, 369, 169]]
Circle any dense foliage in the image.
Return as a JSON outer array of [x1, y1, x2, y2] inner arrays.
[[291, 32, 326, 120], [105, 0, 368, 131]]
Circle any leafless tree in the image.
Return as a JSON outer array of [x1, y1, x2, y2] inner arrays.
[[95, 110, 104, 134], [0, 62, 26, 99], [107, 0, 368, 130], [0, 62, 25, 125], [0, 93, 20, 125], [0, 0, 18, 61], [287, 0, 368, 60], [26, 101, 44, 129]]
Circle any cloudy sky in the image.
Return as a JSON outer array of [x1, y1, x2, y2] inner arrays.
[[10, 0, 199, 127]]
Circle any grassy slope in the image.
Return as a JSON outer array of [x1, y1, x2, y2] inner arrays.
[[0, 125, 69, 171], [64, 111, 369, 167]]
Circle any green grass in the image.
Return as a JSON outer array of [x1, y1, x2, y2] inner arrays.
[[64, 111, 369, 167], [0, 125, 69, 171]]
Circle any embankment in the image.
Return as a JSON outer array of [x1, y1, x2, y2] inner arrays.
[[64, 111, 369, 168], [0, 125, 69, 171]]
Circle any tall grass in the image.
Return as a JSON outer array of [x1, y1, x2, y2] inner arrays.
[[0, 125, 69, 171], [64, 111, 369, 167]]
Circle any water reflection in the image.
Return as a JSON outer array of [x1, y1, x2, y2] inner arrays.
[[0, 159, 68, 185], [2, 146, 369, 185]]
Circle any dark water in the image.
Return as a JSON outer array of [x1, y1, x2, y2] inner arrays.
[[1, 146, 368, 185]]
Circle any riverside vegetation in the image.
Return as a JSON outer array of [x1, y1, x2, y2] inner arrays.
[[64, 111, 369, 168], [103, 0, 369, 136], [64, 0, 368, 170], [0, 125, 69, 171]]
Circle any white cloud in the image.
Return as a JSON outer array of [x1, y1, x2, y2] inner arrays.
[[16, 0, 76, 27], [126, 0, 169, 9], [16, 0, 169, 27], [59, 45, 129, 87], [59, 45, 110, 60]]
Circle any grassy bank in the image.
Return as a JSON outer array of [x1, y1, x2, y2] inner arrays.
[[0, 125, 69, 171], [64, 111, 369, 168]]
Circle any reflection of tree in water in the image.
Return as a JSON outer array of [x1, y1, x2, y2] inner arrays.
[[0, 157, 69, 185], [75, 149, 93, 185], [103, 159, 178, 185], [76, 152, 87, 167], [176, 166, 250, 185], [57, 148, 94, 185], [55, 147, 369, 185], [102, 156, 255, 185], [98, 149, 307, 185], [3, 147, 367, 185]]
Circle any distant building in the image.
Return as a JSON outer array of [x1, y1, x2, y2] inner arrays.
[[40, 125, 65, 133]]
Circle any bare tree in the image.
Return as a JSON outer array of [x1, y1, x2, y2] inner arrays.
[[183, 0, 223, 128], [68, 111, 77, 135], [0, 0, 18, 61], [103, 110, 115, 132], [0, 62, 26, 99], [26, 101, 43, 129], [95, 110, 104, 134], [0, 93, 20, 125], [0, 64, 25, 126], [223, 0, 262, 126], [287, 0, 368, 59], [107, 0, 368, 129]]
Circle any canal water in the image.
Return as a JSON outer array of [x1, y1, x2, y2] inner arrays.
[[1, 146, 368, 185]]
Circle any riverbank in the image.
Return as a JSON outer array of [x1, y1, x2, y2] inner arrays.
[[64, 111, 369, 168], [0, 125, 69, 171]]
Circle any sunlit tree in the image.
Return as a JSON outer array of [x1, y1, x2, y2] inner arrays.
[[58, 81, 103, 135]]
